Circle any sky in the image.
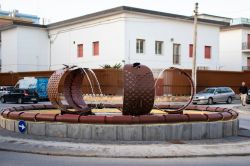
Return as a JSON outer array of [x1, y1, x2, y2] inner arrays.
[[0, 0, 250, 23]]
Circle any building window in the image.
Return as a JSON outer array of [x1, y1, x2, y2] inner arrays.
[[93, 41, 99, 56], [247, 57, 250, 66], [136, 39, 145, 54], [189, 44, 193, 58], [173, 44, 181, 65], [77, 44, 83, 57], [205, 46, 211, 59], [155, 41, 163, 55]]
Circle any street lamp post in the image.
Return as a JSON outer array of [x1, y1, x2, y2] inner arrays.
[[192, 2, 198, 95]]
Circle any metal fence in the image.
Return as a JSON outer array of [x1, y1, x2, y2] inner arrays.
[[1, 69, 250, 96]]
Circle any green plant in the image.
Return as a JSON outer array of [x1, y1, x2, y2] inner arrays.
[[112, 63, 122, 69], [100, 63, 122, 69], [100, 64, 112, 69]]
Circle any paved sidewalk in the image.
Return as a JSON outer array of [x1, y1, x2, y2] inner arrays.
[[0, 126, 250, 158]]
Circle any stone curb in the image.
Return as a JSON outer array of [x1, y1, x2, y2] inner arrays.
[[0, 116, 239, 141], [1, 147, 250, 158], [0, 129, 250, 158]]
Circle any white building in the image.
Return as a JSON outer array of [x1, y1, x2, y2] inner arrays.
[[0, 23, 48, 72], [0, 6, 227, 72], [219, 18, 250, 71]]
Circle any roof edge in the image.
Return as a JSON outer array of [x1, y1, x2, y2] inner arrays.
[[47, 6, 229, 29], [0, 22, 47, 31], [221, 24, 250, 31]]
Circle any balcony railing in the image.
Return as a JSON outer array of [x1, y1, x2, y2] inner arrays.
[[242, 42, 250, 50], [242, 66, 250, 71]]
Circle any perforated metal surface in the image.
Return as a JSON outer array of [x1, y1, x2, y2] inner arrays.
[[123, 64, 155, 116], [63, 68, 90, 113], [47, 69, 69, 112], [47, 65, 193, 116], [47, 68, 90, 114]]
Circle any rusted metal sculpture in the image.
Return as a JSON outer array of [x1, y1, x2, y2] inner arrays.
[[47, 67, 91, 115], [63, 68, 91, 114], [47, 63, 194, 116], [123, 63, 155, 116], [156, 67, 195, 114], [47, 68, 69, 112], [1, 63, 239, 124]]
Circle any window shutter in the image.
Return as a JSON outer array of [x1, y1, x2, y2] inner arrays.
[[205, 46, 211, 59], [77, 44, 83, 57], [189, 44, 193, 57], [93, 42, 99, 56]]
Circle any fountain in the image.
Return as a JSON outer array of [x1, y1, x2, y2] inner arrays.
[[0, 63, 239, 141]]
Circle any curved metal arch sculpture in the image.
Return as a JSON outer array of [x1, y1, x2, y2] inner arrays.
[[159, 67, 195, 114], [63, 68, 91, 114], [47, 68, 69, 112], [47, 67, 91, 115]]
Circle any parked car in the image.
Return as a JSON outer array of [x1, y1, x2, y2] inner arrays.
[[192, 87, 236, 105], [0, 88, 39, 104], [247, 90, 250, 104], [0, 86, 14, 98]]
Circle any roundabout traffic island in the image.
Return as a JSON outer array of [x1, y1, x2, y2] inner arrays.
[[0, 63, 239, 141]]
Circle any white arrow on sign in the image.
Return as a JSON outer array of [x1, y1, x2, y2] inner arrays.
[[19, 124, 25, 130]]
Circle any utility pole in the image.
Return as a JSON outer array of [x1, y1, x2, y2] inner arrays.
[[192, 2, 198, 94]]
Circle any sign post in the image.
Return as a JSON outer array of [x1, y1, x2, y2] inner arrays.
[[18, 120, 27, 133]]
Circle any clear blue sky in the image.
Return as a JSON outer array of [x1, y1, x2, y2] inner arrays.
[[0, 0, 250, 23]]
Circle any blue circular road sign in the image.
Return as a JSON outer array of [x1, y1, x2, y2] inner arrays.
[[18, 120, 26, 133]]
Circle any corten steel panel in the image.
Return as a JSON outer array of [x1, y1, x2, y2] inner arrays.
[[2, 104, 239, 124], [35, 113, 59, 122], [82, 69, 123, 95], [1, 69, 250, 96], [8, 112, 24, 120], [55, 114, 80, 123], [163, 69, 250, 96], [158, 67, 194, 114], [47, 69, 69, 112], [0, 69, 123, 96], [19, 112, 39, 121], [63, 68, 90, 113], [123, 64, 155, 116], [155, 78, 164, 96]]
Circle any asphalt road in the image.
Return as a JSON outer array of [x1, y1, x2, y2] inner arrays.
[[0, 101, 51, 109], [0, 151, 250, 166]]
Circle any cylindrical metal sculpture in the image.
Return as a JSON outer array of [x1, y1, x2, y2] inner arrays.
[[47, 68, 69, 112], [122, 63, 155, 116], [63, 68, 91, 114], [47, 67, 91, 115]]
